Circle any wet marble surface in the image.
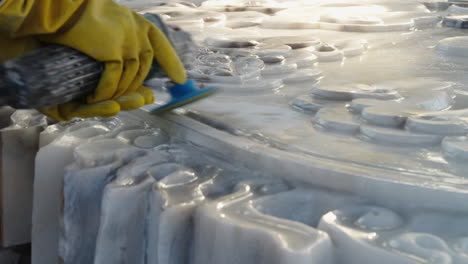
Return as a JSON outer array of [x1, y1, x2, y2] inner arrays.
[[136, 0, 468, 183], [20, 0, 468, 263], [27, 112, 468, 264]]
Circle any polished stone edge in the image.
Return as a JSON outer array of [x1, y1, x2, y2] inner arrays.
[[132, 109, 468, 212]]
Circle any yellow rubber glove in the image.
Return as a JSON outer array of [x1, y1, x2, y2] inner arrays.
[[0, 35, 42, 62], [0, 33, 155, 120], [0, 0, 186, 120]]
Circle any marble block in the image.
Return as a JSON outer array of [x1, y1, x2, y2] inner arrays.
[[32, 122, 113, 264], [0, 124, 42, 247]]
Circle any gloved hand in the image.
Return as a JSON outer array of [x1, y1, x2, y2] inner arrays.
[[0, 0, 186, 120]]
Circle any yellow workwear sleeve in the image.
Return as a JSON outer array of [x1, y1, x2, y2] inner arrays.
[[0, 0, 186, 120]]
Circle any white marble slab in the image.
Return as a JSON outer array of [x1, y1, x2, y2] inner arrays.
[[0, 111, 43, 247]]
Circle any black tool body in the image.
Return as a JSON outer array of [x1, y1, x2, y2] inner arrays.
[[0, 45, 102, 109]]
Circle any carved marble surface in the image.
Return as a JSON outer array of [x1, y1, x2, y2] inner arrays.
[[22, 0, 468, 263], [30, 112, 468, 264], [137, 0, 468, 181]]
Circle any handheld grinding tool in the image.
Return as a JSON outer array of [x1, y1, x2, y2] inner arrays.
[[0, 14, 218, 112]]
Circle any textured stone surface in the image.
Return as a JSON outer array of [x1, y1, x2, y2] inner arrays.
[[16, 1, 468, 263], [0, 110, 44, 247]]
